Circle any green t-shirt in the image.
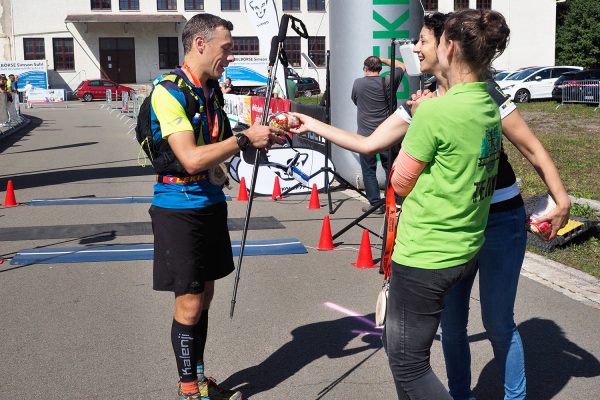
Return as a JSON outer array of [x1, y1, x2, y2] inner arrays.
[[392, 82, 502, 269]]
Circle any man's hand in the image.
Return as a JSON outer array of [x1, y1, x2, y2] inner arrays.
[[243, 122, 285, 149]]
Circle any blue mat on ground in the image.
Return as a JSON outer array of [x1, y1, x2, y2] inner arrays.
[[9, 238, 306, 265], [30, 195, 231, 205]]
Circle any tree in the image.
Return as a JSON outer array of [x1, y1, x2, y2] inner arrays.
[[556, 0, 600, 68]]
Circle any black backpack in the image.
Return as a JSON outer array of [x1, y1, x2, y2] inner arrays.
[[136, 73, 232, 175]]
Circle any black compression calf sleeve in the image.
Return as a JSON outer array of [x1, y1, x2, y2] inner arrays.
[[194, 309, 209, 365], [171, 319, 197, 383]]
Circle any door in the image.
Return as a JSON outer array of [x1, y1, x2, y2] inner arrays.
[[526, 68, 552, 99], [99, 38, 136, 83]]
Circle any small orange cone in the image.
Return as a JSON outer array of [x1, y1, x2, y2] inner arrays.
[[308, 183, 320, 209], [316, 215, 335, 250], [2, 179, 17, 207], [352, 229, 377, 268], [272, 176, 282, 200], [237, 177, 249, 201]]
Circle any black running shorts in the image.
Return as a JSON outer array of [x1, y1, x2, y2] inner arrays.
[[149, 202, 235, 294]]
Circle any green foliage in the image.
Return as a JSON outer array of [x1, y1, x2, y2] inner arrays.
[[571, 203, 598, 220], [556, 0, 600, 68]]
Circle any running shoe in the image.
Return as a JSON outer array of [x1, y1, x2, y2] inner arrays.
[[199, 377, 242, 400], [178, 383, 202, 400]]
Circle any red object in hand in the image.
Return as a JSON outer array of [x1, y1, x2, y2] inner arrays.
[[269, 112, 300, 131], [530, 219, 552, 240]]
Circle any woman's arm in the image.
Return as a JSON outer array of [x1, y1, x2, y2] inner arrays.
[[290, 112, 409, 156], [390, 148, 428, 196], [501, 109, 571, 239]]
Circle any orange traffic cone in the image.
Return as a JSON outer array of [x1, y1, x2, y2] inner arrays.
[[2, 179, 17, 207], [272, 176, 282, 200], [352, 229, 377, 268], [316, 215, 335, 250], [237, 177, 249, 201], [308, 183, 320, 209]]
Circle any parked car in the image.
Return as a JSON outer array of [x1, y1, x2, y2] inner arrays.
[[494, 70, 514, 81], [291, 77, 321, 97], [75, 79, 134, 102], [499, 66, 582, 102], [552, 68, 600, 102]]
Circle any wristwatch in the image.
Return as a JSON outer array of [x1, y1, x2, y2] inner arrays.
[[235, 132, 251, 151]]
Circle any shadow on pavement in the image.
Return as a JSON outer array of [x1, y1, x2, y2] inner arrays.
[[221, 314, 382, 398], [473, 317, 600, 399], [0, 115, 42, 153], [6, 141, 99, 154]]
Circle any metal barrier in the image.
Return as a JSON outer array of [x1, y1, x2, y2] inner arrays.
[[559, 80, 600, 111]]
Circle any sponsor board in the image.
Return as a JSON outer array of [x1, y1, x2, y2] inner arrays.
[[27, 89, 65, 104], [228, 147, 335, 195], [0, 60, 48, 89]]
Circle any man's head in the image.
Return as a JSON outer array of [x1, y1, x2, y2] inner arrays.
[[363, 56, 382, 75], [182, 13, 235, 80]]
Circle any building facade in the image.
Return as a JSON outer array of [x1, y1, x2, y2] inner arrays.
[[0, 0, 556, 90], [0, 0, 329, 90]]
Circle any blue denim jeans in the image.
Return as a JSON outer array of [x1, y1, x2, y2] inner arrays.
[[359, 152, 391, 205], [440, 206, 527, 400]]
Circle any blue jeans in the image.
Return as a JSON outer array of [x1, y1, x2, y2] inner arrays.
[[440, 206, 527, 400], [359, 152, 391, 205]]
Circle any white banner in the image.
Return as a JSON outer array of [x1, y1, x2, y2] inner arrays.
[[27, 89, 65, 104], [244, 0, 289, 98]]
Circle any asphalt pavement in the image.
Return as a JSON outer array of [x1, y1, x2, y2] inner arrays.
[[0, 102, 599, 399]]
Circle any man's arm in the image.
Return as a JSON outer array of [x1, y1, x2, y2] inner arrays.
[[153, 86, 280, 175], [380, 58, 406, 71]]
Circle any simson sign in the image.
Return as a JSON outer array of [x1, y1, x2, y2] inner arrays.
[[328, 0, 423, 186]]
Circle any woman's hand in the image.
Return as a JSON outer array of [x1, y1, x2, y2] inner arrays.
[[406, 89, 435, 115], [288, 112, 316, 135], [532, 201, 571, 240]]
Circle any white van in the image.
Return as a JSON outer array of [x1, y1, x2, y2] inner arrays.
[[499, 66, 582, 102]]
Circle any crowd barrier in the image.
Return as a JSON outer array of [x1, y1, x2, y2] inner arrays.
[[558, 80, 600, 111]]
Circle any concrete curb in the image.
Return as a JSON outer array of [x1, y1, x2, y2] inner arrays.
[[570, 195, 600, 213], [521, 252, 600, 309]]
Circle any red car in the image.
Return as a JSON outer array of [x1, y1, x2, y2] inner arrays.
[[75, 79, 134, 102]]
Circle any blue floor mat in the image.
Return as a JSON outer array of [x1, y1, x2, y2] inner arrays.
[[29, 195, 231, 205], [10, 238, 306, 265]]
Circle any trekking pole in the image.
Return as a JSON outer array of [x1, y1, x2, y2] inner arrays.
[[230, 15, 299, 319]]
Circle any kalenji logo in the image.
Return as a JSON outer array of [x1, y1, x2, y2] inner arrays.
[[248, 0, 269, 19]]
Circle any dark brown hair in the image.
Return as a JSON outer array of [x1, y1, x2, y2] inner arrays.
[[423, 12, 448, 45], [182, 13, 234, 54], [363, 56, 382, 73], [443, 9, 510, 80]]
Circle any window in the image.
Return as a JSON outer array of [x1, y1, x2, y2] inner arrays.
[[476, 0, 491, 10], [91, 0, 111, 10], [157, 0, 177, 10], [221, 0, 239, 10], [159, 37, 179, 69], [308, 36, 325, 67], [424, 0, 438, 11], [103, 81, 118, 87], [526, 69, 551, 82], [185, 0, 204, 10], [232, 36, 259, 55], [283, 0, 300, 11], [24, 38, 45, 60], [307, 0, 325, 11], [88, 80, 102, 86], [119, 0, 139, 10], [53, 38, 74, 70], [454, 0, 469, 10], [283, 37, 301, 67]]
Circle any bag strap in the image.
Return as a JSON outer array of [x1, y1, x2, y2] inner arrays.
[[381, 165, 398, 280]]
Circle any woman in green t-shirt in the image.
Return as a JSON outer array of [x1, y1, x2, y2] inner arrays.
[[380, 10, 511, 399]]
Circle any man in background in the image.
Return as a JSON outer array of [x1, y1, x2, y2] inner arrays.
[[351, 56, 405, 214]]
